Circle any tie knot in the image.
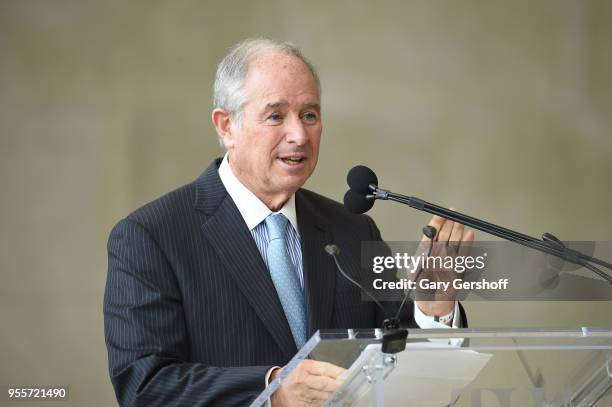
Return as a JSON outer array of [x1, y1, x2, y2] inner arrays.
[[265, 213, 288, 240]]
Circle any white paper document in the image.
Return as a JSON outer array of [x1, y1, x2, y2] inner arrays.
[[331, 342, 492, 407]]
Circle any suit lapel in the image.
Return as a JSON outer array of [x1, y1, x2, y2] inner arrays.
[[296, 191, 336, 337], [195, 160, 297, 358]]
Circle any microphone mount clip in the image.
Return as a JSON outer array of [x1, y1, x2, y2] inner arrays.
[[370, 184, 390, 200]]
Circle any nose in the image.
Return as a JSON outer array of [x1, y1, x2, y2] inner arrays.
[[284, 115, 308, 146]]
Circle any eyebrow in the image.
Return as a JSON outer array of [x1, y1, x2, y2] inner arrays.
[[265, 101, 289, 109], [263, 101, 320, 110], [304, 102, 321, 110], [258, 100, 321, 119]]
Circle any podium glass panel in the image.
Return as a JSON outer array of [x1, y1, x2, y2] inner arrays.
[[250, 328, 612, 407]]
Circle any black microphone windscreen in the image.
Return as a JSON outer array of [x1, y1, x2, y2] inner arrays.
[[344, 189, 375, 214], [347, 165, 378, 194]]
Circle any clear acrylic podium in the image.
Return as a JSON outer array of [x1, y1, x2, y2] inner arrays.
[[251, 327, 612, 407]]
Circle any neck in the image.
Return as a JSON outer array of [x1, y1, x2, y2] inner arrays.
[[260, 194, 292, 212]]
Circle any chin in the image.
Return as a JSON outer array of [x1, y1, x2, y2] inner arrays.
[[277, 176, 308, 193], [278, 165, 311, 180]]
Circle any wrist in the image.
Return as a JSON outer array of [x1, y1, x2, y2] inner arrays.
[[268, 366, 282, 383], [416, 300, 455, 318]]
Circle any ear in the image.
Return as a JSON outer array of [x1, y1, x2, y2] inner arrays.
[[212, 108, 236, 149]]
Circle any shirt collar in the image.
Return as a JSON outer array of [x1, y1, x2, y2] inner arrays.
[[218, 153, 299, 233]]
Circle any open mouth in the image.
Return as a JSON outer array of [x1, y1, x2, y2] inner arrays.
[[279, 156, 306, 166]]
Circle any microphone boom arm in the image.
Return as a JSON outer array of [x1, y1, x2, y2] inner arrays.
[[369, 186, 612, 284]]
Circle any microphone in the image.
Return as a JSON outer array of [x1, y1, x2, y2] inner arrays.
[[323, 244, 340, 256], [393, 226, 437, 321], [324, 244, 408, 353], [324, 244, 386, 313], [342, 165, 612, 285], [347, 165, 378, 194], [342, 165, 380, 214], [422, 225, 437, 240], [343, 189, 374, 214]]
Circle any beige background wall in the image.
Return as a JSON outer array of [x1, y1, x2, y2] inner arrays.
[[1, 1, 611, 405]]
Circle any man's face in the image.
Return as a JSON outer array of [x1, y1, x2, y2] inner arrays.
[[224, 53, 321, 206]]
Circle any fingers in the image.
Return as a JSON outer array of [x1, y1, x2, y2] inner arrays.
[[439, 208, 459, 244], [306, 375, 342, 394], [297, 361, 344, 406], [299, 360, 344, 394], [274, 361, 345, 407], [439, 220, 457, 243], [449, 222, 464, 244], [303, 360, 345, 379], [424, 210, 475, 245], [458, 230, 475, 257], [462, 229, 475, 243], [424, 215, 446, 241], [297, 388, 332, 403], [424, 213, 456, 243]]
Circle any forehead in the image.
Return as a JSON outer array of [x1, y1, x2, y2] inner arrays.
[[243, 53, 319, 105]]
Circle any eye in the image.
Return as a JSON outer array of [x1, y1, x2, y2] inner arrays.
[[302, 111, 319, 123], [267, 112, 283, 123]]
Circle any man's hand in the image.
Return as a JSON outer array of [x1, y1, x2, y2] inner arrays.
[[414, 212, 475, 317], [270, 360, 345, 407]]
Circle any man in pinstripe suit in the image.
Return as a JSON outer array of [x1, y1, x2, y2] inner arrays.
[[104, 38, 471, 406]]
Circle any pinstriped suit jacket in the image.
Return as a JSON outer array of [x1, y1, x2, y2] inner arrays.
[[104, 158, 423, 406]]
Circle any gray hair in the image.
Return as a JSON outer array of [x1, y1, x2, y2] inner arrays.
[[213, 38, 321, 130]]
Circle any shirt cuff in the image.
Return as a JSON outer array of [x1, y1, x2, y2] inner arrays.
[[414, 301, 463, 346], [414, 301, 460, 328], [264, 366, 281, 407]]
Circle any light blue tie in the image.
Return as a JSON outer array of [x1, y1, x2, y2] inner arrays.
[[265, 213, 307, 349]]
